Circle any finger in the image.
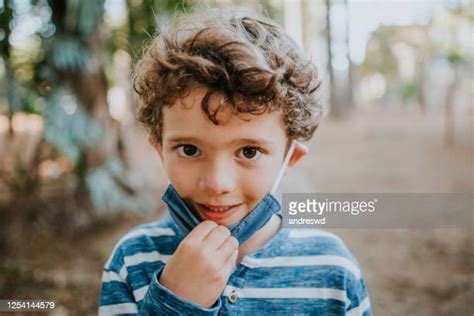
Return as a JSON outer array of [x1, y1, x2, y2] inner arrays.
[[186, 220, 218, 242], [202, 225, 231, 250], [217, 236, 239, 260], [219, 249, 238, 276]]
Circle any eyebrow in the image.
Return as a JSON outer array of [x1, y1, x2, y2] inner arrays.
[[167, 136, 275, 147]]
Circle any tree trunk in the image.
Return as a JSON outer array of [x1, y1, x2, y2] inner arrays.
[[325, 0, 337, 116], [345, 0, 353, 108], [444, 66, 458, 147], [416, 56, 426, 114]]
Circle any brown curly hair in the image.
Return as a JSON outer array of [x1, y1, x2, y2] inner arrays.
[[133, 8, 322, 143]]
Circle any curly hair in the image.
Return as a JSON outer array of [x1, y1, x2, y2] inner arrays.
[[133, 8, 322, 143]]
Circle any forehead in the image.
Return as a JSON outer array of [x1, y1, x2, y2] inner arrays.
[[162, 88, 287, 146]]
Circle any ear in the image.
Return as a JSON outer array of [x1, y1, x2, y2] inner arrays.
[[284, 142, 309, 175], [148, 136, 164, 163]]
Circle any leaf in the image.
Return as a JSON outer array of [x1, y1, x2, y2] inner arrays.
[[47, 37, 90, 71], [43, 88, 103, 164], [78, 0, 105, 36]]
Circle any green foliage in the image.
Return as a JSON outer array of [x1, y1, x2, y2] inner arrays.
[[47, 36, 90, 71], [24, 93, 42, 114], [399, 80, 417, 102], [77, 0, 105, 36], [43, 88, 103, 165], [125, 0, 192, 56], [3, 70, 24, 111], [0, 1, 14, 56], [361, 28, 398, 78], [57, 0, 105, 36], [447, 49, 467, 65]]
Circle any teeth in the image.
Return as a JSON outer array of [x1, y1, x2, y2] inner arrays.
[[206, 205, 233, 212]]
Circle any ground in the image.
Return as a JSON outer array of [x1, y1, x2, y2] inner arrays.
[[1, 109, 472, 315]]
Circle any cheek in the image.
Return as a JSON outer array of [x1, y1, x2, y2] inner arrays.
[[241, 158, 284, 204], [164, 159, 197, 197]]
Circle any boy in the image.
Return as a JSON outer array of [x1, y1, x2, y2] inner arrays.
[[99, 8, 371, 315]]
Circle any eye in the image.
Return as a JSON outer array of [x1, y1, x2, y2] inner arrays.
[[237, 146, 263, 161], [177, 144, 201, 158]]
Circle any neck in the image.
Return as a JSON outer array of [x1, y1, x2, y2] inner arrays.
[[236, 214, 282, 264]]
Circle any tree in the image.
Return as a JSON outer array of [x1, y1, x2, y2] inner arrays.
[[0, 0, 193, 214], [326, 0, 352, 117], [442, 4, 471, 147]]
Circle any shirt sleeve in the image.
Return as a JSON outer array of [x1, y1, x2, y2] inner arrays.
[[345, 270, 372, 316], [98, 247, 222, 315], [141, 263, 222, 315]]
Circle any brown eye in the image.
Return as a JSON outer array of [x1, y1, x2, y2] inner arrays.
[[177, 144, 200, 158], [238, 147, 262, 161]]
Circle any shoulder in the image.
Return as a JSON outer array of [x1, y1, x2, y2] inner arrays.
[[282, 228, 355, 260], [103, 216, 178, 272]]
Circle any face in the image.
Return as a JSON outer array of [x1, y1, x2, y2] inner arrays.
[[152, 87, 305, 226]]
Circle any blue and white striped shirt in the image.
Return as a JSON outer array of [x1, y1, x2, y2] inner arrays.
[[99, 214, 372, 315]]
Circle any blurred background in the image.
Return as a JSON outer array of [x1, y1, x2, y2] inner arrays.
[[0, 0, 472, 315]]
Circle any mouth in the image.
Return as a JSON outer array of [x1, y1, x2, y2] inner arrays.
[[194, 202, 242, 221]]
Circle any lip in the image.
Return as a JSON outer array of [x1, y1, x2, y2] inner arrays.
[[195, 202, 242, 221]]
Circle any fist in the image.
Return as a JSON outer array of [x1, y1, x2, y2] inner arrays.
[[159, 220, 239, 308]]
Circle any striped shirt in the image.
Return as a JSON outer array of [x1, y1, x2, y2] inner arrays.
[[99, 214, 372, 315]]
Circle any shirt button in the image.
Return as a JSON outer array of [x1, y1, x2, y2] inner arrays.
[[228, 292, 238, 304]]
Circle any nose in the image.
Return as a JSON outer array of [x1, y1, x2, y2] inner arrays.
[[197, 156, 236, 196]]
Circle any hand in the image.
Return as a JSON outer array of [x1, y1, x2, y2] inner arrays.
[[159, 220, 239, 308]]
